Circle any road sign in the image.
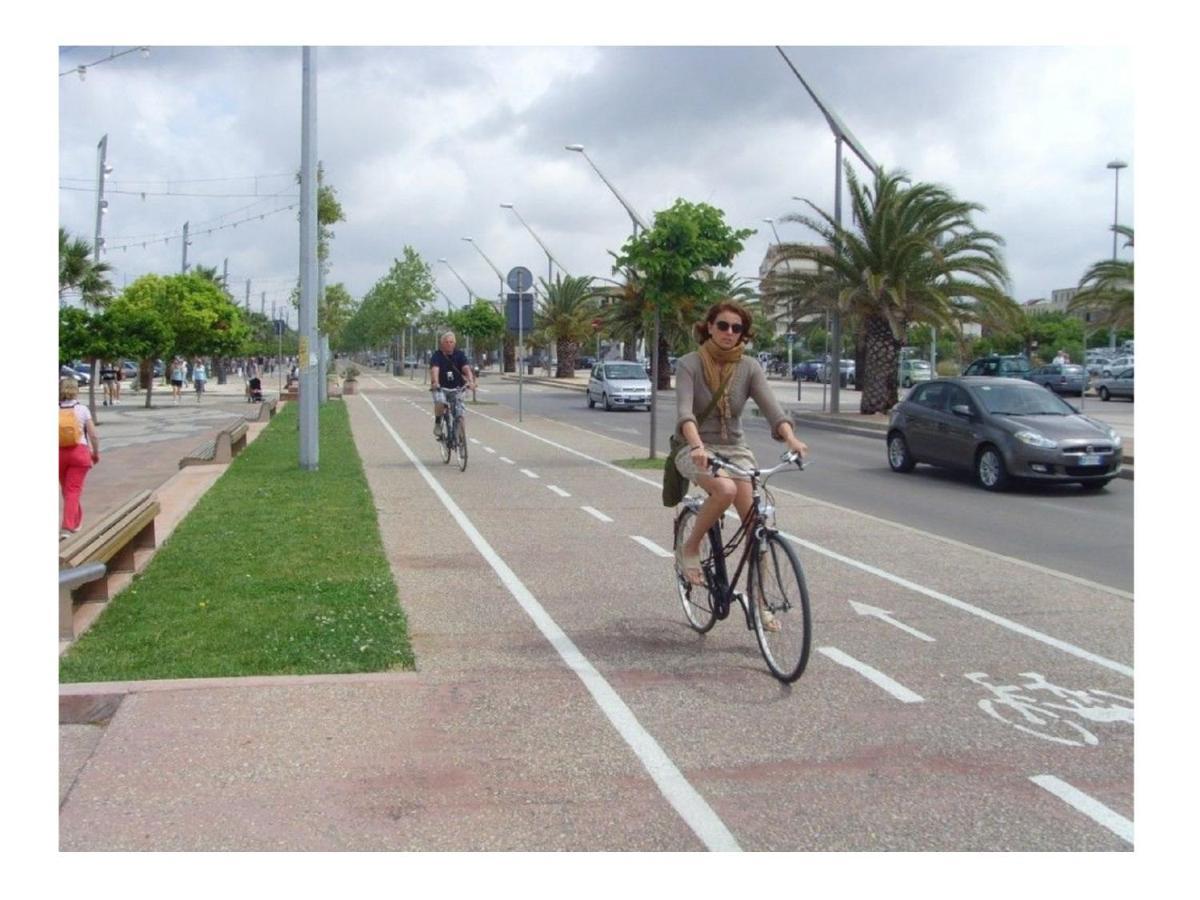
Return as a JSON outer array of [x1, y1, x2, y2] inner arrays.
[[505, 293, 534, 334], [506, 266, 533, 293], [785, 332, 796, 344]]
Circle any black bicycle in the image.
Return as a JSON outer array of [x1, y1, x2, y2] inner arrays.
[[672, 450, 812, 682], [437, 387, 468, 471]]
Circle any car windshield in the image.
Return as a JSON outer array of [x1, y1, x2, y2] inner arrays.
[[974, 384, 1075, 416], [604, 364, 646, 380]]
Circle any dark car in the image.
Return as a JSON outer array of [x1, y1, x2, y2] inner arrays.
[[886, 377, 1124, 491], [1025, 363, 1088, 396], [61, 364, 90, 386], [792, 360, 823, 382], [575, 355, 596, 370], [962, 355, 1032, 379]]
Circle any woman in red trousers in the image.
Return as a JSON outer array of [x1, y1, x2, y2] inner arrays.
[[59, 378, 100, 540]]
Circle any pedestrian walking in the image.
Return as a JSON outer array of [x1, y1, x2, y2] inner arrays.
[[59, 378, 100, 540], [193, 359, 208, 402], [99, 360, 117, 407], [170, 356, 186, 403], [113, 360, 125, 403]]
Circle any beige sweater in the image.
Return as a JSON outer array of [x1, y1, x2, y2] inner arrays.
[[674, 351, 793, 446]]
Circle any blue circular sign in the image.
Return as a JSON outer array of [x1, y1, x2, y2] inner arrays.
[[506, 266, 533, 292]]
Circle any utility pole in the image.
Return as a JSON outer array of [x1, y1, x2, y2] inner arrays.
[[93, 134, 110, 265], [298, 46, 319, 469], [181, 221, 190, 273], [245, 279, 251, 312]]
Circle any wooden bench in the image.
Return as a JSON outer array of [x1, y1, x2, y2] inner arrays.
[[59, 490, 160, 609], [245, 397, 277, 423], [178, 420, 249, 468]]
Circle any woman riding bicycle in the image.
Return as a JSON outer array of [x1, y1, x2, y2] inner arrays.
[[674, 300, 808, 589]]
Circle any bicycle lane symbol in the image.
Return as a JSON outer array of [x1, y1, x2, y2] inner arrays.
[[965, 671, 1134, 747]]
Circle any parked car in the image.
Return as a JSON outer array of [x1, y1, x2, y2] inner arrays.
[[962, 355, 1032, 378], [792, 360, 823, 382], [1093, 366, 1133, 402], [824, 359, 855, 387], [1085, 357, 1112, 377], [575, 355, 596, 371], [403, 357, 418, 369], [120, 360, 139, 380], [886, 377, 1123, 491], [899, 359, 933, 388], [1025, 363, 1088, 396], [586, 361, 652, 411], [1101, 356, 1134, 378], [60, 364, 90, 386]]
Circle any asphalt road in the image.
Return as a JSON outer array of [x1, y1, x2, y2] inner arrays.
[[472, 376, 1135, 594]]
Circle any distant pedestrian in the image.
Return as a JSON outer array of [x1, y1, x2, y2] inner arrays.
[[59, 378, 100, 540], [114, 360, 125, 403], [193, 359, 208, 402], [170, 357, 186, 403], [99, 360, 117, 407], [1053, 349, 1069, 366]]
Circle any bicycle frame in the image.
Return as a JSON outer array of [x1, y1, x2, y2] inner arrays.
[[441, 388, 466, 447]]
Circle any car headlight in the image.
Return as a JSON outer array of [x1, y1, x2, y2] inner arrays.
[[1108, 427, 1122, 445], [1014, 430, 1058, 449]]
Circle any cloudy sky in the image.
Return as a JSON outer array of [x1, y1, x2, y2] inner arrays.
[[56, 42, 1133, 319]]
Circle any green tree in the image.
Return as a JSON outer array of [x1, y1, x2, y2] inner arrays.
[[346, 248, 435, 362], [448, 300, 506, 367], [531, 275, 603, 376], [612, 200, 754, 388], [1069, 225, 1134, 333], [767, 166, 1016, 413], [59, 228, 114, 306], [320, 283, 356, 347]]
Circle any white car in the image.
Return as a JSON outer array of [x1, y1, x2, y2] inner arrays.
[[586, 361, 652, 411], [1100, 356, 1134, 377]]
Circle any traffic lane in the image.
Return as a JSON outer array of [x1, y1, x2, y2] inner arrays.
[[400, 394, 1133, 848], [345, 387, 707, 850]]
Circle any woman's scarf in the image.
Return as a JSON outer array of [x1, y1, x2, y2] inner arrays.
[[698, 338, 743, 441]]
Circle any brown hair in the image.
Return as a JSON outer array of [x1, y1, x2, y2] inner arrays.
[[693, 300, 754, 345], [60, 378, 79, 401]]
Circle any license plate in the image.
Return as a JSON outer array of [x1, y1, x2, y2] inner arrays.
[[1079, 454, 1102, 466]]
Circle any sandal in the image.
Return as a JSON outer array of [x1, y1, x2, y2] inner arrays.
[[674, 545, 704, 586], [758, 606, 781, 633]]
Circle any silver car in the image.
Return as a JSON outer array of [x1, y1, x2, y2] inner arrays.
[[586, 361, 652, 411], [1026, 363, 1088, 396], [1093, 366, 1133, 402], [887, 377, 1123, 490]]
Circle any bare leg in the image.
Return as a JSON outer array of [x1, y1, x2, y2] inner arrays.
[[679, 473, 737, 584]]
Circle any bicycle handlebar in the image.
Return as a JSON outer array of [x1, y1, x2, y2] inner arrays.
[[706, 450, 806, 482]]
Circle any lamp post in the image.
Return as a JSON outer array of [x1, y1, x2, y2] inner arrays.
[[437, 258, 476, 305], [93, 134, 111, 265], [777, 46, 879, 414], [1105, 160, 1128, 353], [565, 143, 661, 458], [501, 202, 570, 286]]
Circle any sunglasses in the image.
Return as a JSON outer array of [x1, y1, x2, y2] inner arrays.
[[713, 320, 744, 334]]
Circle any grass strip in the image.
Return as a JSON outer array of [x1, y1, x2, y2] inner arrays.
[[612, 457, 667, 470], [59, 400, 414, 682]]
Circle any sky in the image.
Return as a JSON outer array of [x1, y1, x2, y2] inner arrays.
[[55, 43, 1134, 319]]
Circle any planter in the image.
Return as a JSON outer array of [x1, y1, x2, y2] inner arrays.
[[343, 379, 358, 395]]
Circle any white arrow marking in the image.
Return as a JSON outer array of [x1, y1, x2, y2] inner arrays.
[[849, 601, 935, 642]]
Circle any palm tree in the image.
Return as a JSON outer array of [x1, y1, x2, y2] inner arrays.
[[1069, 225, 1134, 332], [766, 166, 1016, 413], [598, 267, 648, 363], [59, 228, 113, 306], [534, 275, 603, 377]]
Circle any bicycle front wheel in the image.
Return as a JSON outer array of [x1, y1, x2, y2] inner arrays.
[[456, 417, 468, 471], [673, 506, 718, 633], [750, 532, 812, 682], [441, 414, 452, 464]]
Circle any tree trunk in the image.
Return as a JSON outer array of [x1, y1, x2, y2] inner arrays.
[[860, 314, 902, 414], [142, 358, 155, 408], [622, 334, 638, 361], [87, 358, 99, 423], [556, 338, 576, 378], [503, 335, 515, 373], [657, 332, 671, 390], [216, 358, 228, 385]]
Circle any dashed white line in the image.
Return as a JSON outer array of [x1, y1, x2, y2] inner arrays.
[[817, 646, 925, 703], [499, 457, 515, 465], [1030, 775, 1133, 844], [547, 485, 571, 498], [631, 536, 674, 558], [484, 446, 496, 454], [520, 468, 541, 479], [469, 437, 481, 445], [581, 506, 613, 523]]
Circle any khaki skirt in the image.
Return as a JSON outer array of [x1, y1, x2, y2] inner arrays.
[[674, 441, 757, 483]]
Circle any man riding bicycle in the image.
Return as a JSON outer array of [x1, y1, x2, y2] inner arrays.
[[674, 300, 808, 591], [430, 330, 476, 439]]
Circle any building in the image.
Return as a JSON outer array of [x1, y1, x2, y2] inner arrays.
[[757, 243, 830, 339]]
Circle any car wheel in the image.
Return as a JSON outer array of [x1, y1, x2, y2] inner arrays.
[[887, 432, 916, 473], [1099, 387, 1110, 401], [587, 391, 595, 409], [976, 445, 1010, 491], [1080, 478, 1113, 491], [603, 392, 612, 411]]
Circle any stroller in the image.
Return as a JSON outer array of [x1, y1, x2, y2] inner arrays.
[[246, 376, 264, 402]]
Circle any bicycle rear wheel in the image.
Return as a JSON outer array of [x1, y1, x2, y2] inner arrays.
[[673, 506, 718, 633], [440, 413, 452, 464], [750, 532, 812, 682], [456, 417, 468, 471]]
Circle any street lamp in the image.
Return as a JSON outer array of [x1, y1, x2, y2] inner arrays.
[[501, 202, 570, 286], [461, 237, 505, 305], [565, 143, 664, 458], [437, 257, 476, 304], [777, 46, 879, 414], [1105, 160, 1128, 353]]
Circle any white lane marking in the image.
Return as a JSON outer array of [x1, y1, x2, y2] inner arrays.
[[631, 536, 674, 558], [547, 485, 571, 498], [581, 506, 613, 523], [520, 468, 541, 479], [1029, 775, 1133, 844], [787, 531, 1133, 680], [769, 483, 1133, 601], [367, 376, 389, 388], [360, 394, 739, 852], [465, 406, 1133, 679], [484, 446, 496, 454], [817, 647, 925, 704], [848, 601, 936, 642], [469, 437, 481, 445], [499, 457, 515, 465]]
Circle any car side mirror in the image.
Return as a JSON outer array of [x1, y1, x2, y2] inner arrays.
[[951, 404, 973, 418]]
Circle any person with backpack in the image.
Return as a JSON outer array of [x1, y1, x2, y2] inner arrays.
[[59, 378, 100, 540]]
